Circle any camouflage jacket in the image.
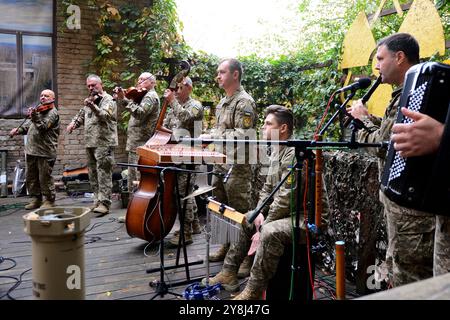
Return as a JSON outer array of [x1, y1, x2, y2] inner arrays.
[[257, 144, 295, 224], [210, 86, 257, 163], [21, 107, 60, 158], [163, 97, 203, 138], [71, 92, 118, 148], [357, 87, 403, 179], [121, 89, 160, 151]]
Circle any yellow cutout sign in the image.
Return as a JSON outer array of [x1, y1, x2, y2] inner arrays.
[[340, 11, 376, 69], [340, 0, 446, 117]]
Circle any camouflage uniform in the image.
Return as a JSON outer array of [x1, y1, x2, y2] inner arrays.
[[434, 215, 450, 276], [71, 93, 118, 208], [121, 90, 160, 192], [164, 97, 203, 232], [210, 86, 257, 213], [222, 145, 300, 286], [357, 88, 435, 287], [20, 108, 59, 201]]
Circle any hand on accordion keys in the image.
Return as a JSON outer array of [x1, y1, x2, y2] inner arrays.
[[391, 107, 445, 157]]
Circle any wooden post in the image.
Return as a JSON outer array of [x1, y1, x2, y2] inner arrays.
[[335, 240, 346, 300], [314, 134, 323, 228]]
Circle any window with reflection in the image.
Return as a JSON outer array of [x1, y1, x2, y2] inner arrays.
[[0, 0, 54, 118]]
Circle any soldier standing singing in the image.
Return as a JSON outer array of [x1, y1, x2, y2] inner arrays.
[[66, 75, 118, 216]]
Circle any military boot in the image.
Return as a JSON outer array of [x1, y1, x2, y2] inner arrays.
[[237, 255, 254, 278], [93, 203, 109, 217], [208, 243, 230, 262], [168, 231, 193, 247], [25, 197, 42, 210], [232, 285, 263, 300], [192, 219, 202, 234], [201, 271, 240, 292], [40, 198, 55, 209]]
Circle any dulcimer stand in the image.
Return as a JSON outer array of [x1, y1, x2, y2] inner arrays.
[[118, 163, 208, 299]]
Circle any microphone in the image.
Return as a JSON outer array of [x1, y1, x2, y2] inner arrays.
[[223, 165, 233, 184], [336, 77, 371, 94], [361, 76, 382, 104]]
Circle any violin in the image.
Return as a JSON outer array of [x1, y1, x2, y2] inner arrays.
[[125, 87, 148, 104], [84, 90, 102, 107], [114, 86, 148, 104], [10, 100, 56, 138], [31, 101, 55, 114]]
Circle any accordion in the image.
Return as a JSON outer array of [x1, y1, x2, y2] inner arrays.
[[381, 62, 450, 216]]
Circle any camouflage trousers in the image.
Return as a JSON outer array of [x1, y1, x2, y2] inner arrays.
[[222, 212, 257, 274], [127, 151, 139, 192], [247, 217, 306, 291], [86, 147, 115, 208], [177, 168, 199, 231], [222, 214, 306, 292], [434, 214, 450, 276], [380, 191, 435, 287], [212, 164, 253, 213], [26, 154, 55, 201]]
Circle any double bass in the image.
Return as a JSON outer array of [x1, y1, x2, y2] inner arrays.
[[125, 61, 191, 243]]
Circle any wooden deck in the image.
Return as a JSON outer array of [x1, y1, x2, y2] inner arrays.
[[0, 193, 229, 300], [0, 193, 355, 301]]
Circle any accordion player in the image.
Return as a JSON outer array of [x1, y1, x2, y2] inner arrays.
[[381, 62, 450, 216]]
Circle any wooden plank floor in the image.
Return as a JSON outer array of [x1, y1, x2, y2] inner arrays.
[[0, 192, 355, 301]]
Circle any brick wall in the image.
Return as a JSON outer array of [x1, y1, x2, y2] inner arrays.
[[55, 1, 127, 176], [0, 1, 129, 184]]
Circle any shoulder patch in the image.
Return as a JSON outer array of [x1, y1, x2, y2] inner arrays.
[[285, 166, 294, 188], [243, 111, 253, 128], [192, 105, 200, 117]]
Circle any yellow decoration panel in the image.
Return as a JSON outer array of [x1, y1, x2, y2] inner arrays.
[[367, 83, 393, 117], [398, 0, 445, 58], [340, 11, 377, 69]]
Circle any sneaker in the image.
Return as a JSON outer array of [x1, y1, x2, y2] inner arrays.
[[237, 255, 254, 278], [40, 200, 55, 209], [201, 271, 240, 292], [192, 220, 202, 234], [168, 232, 193, 247], [25, 197, 42, 210], [208, 243, 230, 262], [93, 203, 109, 217], [232, 285, 263, 300]]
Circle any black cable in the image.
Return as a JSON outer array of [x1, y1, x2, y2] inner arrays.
[[0, 256, 32, 300], [84, 217, 124, 244], [2, 268, 32, 300], [0, 256, 17, 271]]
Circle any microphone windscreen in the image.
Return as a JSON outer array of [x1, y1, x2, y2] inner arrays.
[[358, 78, 372, 90]]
